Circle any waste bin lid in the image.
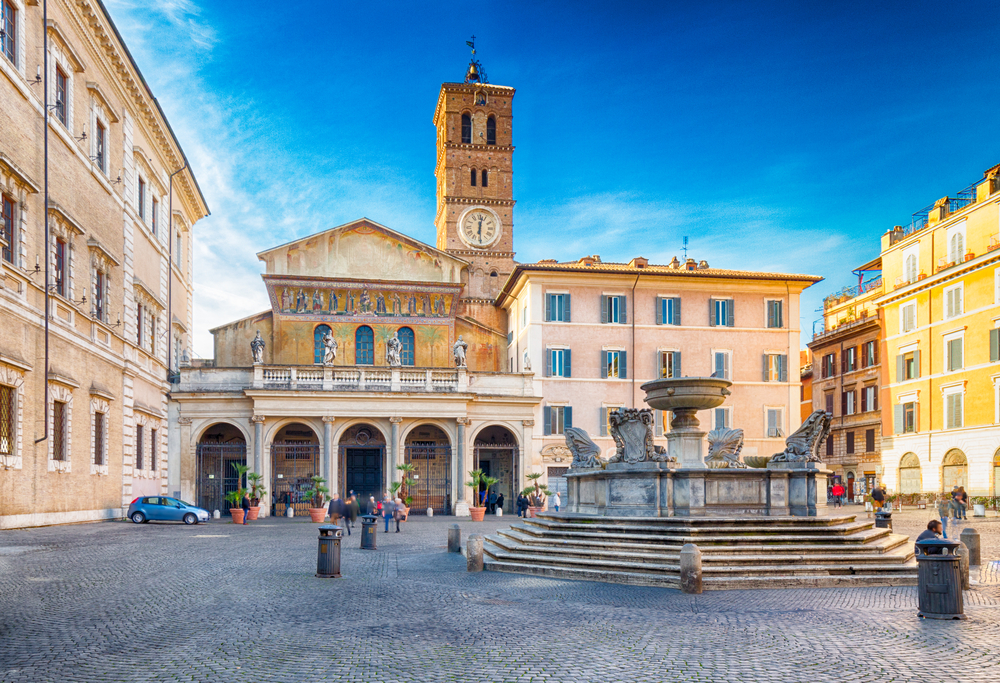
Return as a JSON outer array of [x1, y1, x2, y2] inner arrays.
[[319, 524, 342, 535], [361, 514, 378, 522], [915, 538, 960, 555]]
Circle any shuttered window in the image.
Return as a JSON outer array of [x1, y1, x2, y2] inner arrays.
[[543, 406, 572, 436], [659, 351, 681, 378], [846, 431, 855, 455], [896, 350, 919, 381], [546, 294, 570, 322], [93, 411, 105, 466], [946, 337, 963, 372], [865, 428, 875, 453], [945, 285, 963, 319], [945, 392, 963, 430], [52, 401, 67, 461], [546, 348, 571, 377], [710, 299, 734, 327], [766, 300, 783, 328], [602, 350, 625, 379], [893, 402, 917, 434], [713, 351, 730, 380], [657, 297, 681, 325], [713, 407, 730, 429], [900, 303, 916, 333], [763, 354, 787, 382], [766, 408, 783, 438], [991, 328, 1000, 362], [862, 340, 878, 367], [601, 295, 626, 324]]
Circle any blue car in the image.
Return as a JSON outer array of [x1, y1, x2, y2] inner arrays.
[[127, 496, 210, 525]]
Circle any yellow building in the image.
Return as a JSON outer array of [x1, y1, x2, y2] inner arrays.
[[879, 164, 1000, 496]]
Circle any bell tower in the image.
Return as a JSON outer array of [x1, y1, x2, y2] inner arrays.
[[433, 57, 515, 301]]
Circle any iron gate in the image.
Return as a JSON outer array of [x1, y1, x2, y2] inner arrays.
[[196, 442, 247, 515], [405, 444, 451, 515], [271, 441, 320, 517], [474, 442, 518, 514]]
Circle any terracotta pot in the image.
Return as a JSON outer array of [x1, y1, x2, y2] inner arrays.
[[308, 508, 327, 523], [965, 252, 975, 261], [247, 506, 260, 521], [470, 506, 486, 522], [527, 506, 543, 518], [230, 508, 245, 524], [403, 506, 410, 521]]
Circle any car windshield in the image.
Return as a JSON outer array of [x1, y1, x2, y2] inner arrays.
[[165, 498, 196, 508]]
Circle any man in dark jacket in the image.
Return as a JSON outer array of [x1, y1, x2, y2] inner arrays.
[[915, 520, 944, 554], [347, 494, 359, 530], [328, 494, 350, 535], [240, 492, 251, 525], [871, 484, 886, 511]]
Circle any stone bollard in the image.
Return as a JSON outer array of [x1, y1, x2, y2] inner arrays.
[[960, 528, 981, 566], [427, 507, 434, 518], [467, 534, 484, 572], [957, 541, 970, 590], [679, 543, 703, 594], [213, 510, 220, 520], [448, 524, 462, 553]]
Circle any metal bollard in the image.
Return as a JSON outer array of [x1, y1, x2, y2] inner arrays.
[[316, 524, 343, 578], [874, 511, 892, 530], [915, 538, 966, 620], [360, 514, 378, 550], [286, 505, 294, 518], [448, 524, 462, 553], [467, 534, 484, 572], [960, 528, 981, 566], [679, 543, 703, 594]]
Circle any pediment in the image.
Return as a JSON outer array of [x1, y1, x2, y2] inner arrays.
[[257, 218, 467, 284]]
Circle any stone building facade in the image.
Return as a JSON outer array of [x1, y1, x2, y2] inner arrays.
[[0, 0, 207, 528]]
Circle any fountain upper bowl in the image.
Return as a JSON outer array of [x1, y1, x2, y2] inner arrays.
[[640, 377, 733, 412]]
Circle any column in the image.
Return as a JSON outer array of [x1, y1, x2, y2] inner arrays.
[[521, 419, 535, 496], [251, 415, 265, 474], [322, 416, 336, 492], [455, 418, 470, 516], [390, 417, 402, 483]]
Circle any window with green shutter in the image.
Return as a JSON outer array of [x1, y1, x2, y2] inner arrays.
[[991, 328, 1000, 362], [658, 297, 681, 325], [946, 337, 963, 372]]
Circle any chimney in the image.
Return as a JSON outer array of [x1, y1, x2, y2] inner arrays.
[[629, 257, 648, 269]]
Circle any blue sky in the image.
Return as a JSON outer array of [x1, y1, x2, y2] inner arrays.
[[106, 0, 1000, 357]]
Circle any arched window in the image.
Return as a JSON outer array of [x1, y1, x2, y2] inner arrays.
[[355, 325, 374, 365], [313, 325, 331, 365], [904, 254, 917, 283], [481, 170, 488, 187], [470, 169, 477, 187], [398, 327, 415, 366], [949, 232, 964, 263], [461, 114, 471, 144], [486, 116, 496, 145]]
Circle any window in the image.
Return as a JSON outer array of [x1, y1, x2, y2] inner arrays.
[[903, 252, 918, 283], [945, 391, 963, 430], [766, 408, 783, 438], [94, 270, 105, 321], [600, 406, 624, 437], [1, 1, 15, 65], [991, 328, 1000, 363], [355, 325, 374, 365], [900, 302, 916, 333], [175, 231, 182, 268], [822, 353, 836, 378], [544, 405, 572, 436], [55, 67, 68, 126], [93, 411, 105, 466], [602, 295, 626, 324], [547, 348, 571, 377], [826, 432, 834, 456], [895, 402, 917, 434], [313, 324, 331, 364], [135, 424, 144, 470], [861, 385, 878, 413], [948, 225, 965, 264], [470, 168, 476, 187], [766, 300, 783, 328], [54, 238, 66, 297], [151, 197, 158, 236], [659, 350, 681, 378], [546, 293, 570, 322], [897, 349, 920, 381], [461, 113, 471, 144], [842, 346, 857, 373], [862, 340, 877, 367], [52, 400, 67, 461], [713, 407, 730, 430], [944, 284, 963, 319], [398, 327, 414, 366], [95, 122, 106, 173], [1, 194, 13, 263], [842, 389, 856, 416], [481, 170, 488, 187], [846, 431, 855, 455], [136, 303, 145, 349], [713, 351, 731, 380], [0, 383, 14, 457], [946, 336, 964, 372], [486, 116, 496, 145], [521, 304, 527, 329], [825, 392, 833, 415], [137, 177, 146, 221], [150, 428, 157, 472], [657, 297, 680, 325], [865, 428, 875, 453], [711, 298, 734, 327], [763, 354, 787, 382], [603, 350, 625, 379]]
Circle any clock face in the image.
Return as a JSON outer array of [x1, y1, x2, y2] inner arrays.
[[460, 208, 501, 249]]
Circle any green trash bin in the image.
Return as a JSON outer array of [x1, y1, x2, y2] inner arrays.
[[360, 514, 378, 550], [316, 524, 343, 578], [915, 538, 965, 620]]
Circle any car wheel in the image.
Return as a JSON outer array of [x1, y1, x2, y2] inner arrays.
[[183, 513, 197, 525], [131, 511, 146, 524]]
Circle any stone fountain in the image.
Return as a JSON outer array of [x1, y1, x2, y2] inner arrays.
[[564, 376, 833, 517]]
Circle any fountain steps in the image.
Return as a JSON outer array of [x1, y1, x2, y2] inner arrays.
[[482, 513, 917, 589]]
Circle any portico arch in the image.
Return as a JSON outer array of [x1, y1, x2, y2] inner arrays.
[[994, 449, 1000, 497], [195, 422, 247, 515], [898, 452, 921, 494], [270, 422, 320, 517], [941, 449, 968, 492], [336, 423, 387, 508], [473, 424, 519, 514], [403, 423, 452, 514]]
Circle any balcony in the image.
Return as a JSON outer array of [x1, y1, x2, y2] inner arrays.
[[812, 309, 880, 343], [823, 276, 883, 309]]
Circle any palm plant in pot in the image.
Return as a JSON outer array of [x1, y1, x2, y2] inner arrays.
[[301, 475, 330, 523], [246, 472, 267, 520], [225, 487, 247, 524], [396, 462, 416, 518], [465, 469, 487, 521], [524, 472, 550, 517]]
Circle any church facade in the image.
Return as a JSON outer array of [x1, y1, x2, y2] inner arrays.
[[169, 63, 819, 517]]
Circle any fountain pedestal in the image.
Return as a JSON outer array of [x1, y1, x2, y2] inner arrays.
[[666, 408, 706, 468]]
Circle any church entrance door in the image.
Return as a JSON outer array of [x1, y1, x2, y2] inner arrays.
[[344, 448, 384, 510]]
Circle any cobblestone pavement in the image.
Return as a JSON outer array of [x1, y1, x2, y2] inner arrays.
[[2, 513, 1000, 683]]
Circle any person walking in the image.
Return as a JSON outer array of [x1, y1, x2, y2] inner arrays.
[[393, 496, 404, 533], [487, 489, 497, 514], [241, 491, 251, 525], [871, 483, 886, 512], [554, 491, 561, 512], [516, 492, 528, 518], [936, 493, 952, 539], [328, 493, 349, 535], [381, 494, 395, 533], [369, 495, 378, 516], [956, 486, 969, 520], [831, 482, 845, 509], [495, 493, 505, 514], [347, 494, 360, 530], [949, 486, 962, 520]]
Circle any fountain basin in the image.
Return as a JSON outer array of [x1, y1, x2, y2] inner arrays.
[[640, 377, 732, 413]]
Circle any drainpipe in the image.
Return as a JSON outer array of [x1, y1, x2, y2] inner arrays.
[[631, 274, 639, 408], [165, 162, 187, 381], [35, 0, 50, 446]]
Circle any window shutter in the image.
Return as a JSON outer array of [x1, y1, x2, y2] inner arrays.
[[543, 406, 551, 436], [948, 340, 958, 372], [564, 294, 571, 323], [893, 404, 903, 434], [545, 295, 552, 322], [779, 355, 787, 382], [762, 354, 769, 382], [776, 301, 783, 328], [896, 354, 904, 382], [620, 351, 627, 379], [562, 406, 572, 430], [601, 350, 608, 378], [946, 290, 953, 319], [873, 342, 878, 365], [841, 352, 847, 375], [841, 391, 847, 416], [727, 299, 734, 327], [654, 410, 663, 437], [656, 298, 663, 325], [991, 328, 1000, 362], [675, 351, 682, 377], [710, 300, 716, 327], [946, 394, 955, 429], [871, 388, 878, 412], [600, 408, 608, 436], [866, 429, 875, 453], [545, 348, 552, 377], [601, 296, 608, 324], [913, 350, 921, 379], [957, 287, 963, 315], [564, 349, 572, 378], [861, 386, 868, 413], [673, 298, 681, 326], [620, 296, 627, 324]]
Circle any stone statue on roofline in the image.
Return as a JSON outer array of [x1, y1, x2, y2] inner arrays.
[[322, 332, 337, 365], [453, 336, 468, 368], [250, 331, 265, 365]]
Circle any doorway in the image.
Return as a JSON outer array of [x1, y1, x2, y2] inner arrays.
[[404, 424, 452, 515], [474, 425, 518, 514], [270, 423, 320, 517], [339, 424, 385, 510], [195, 423, 246, 515]]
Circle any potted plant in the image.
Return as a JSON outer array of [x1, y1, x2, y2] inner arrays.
[[524, 472, 550, 517], [225, 488, 247, 524], [301, 475, 329, 523], [465, 469, 487, 521], [965, 251, 975, 262], [396, 462, 417, 518], [247, 472, 267, 520], [971, 496, 988, 518]]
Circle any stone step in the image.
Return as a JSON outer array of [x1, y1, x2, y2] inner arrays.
[[533, 512, 865, 528], [510, 523, 892, 547], [523, 517, 879, 538]]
